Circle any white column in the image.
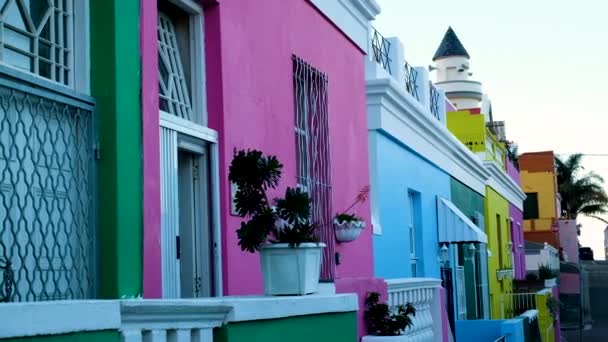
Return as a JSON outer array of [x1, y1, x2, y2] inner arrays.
[[415, 67, 431, 111], [121, 329, 143, 342], [145, 330, 167, 342], [387, 37, 405, 87]]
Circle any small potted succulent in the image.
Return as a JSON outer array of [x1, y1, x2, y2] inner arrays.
[[229, 149, 325, 296], [362, 292, 416, 341], [538, 264, 558, 287], [334, 185, 370, 243]]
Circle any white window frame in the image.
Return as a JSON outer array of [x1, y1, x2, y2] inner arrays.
[[157, 0, 221, 297], [158, 0, 207, 126], [408, 191, 418, 276], [0, 0, 89, 94]]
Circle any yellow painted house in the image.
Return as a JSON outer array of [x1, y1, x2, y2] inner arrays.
[[447, 110, 525, 318], [519, 151, 561, 248]]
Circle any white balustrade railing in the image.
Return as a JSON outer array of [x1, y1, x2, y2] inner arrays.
[[499, 292, 538, 319], [386, 278, 442, 342], [120, 301, 231, 342]]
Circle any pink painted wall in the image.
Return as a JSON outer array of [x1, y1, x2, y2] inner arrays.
[[506, 159, 526, 280], [560, 273, 580, 293], [559, 220, 579, 263], [552, 286, 562, 342], [506, 158, 521, 185], [510, 204, 526, 280], [440, 287, 450, 342], [141, 0, 162, 299], [207, 0, 374, 295], [141, 0, 375, 298], [445, 99, 457, 112]]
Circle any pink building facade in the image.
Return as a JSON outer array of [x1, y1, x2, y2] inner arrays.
[[507, 158, 526, 280], [139, 0, 382, 337]]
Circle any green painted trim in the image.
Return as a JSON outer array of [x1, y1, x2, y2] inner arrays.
[[214, 312, 357, 342], [2, 331, 119, 342], [90, 0, 143, 298]]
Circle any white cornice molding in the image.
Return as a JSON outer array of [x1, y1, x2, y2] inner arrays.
[[347, 0, 382, 20], [366, 76, 490, 195], [309, 0, 380, 53], [484, 161, 526, 210]]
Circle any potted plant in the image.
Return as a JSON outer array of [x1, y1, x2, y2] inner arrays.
[[538, 264, 558, 287], [334, 185, 370, 243], [362, 292, 416, 341], [229, 149, 325, 296]]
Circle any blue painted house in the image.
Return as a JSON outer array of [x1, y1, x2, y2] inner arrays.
[[365, 29, 493, 335]]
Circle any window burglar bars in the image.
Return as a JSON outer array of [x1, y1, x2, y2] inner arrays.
[[293, 56, 334, 282], [404, 61, 419, 101], [0, 72, 96, 302], [429, 81, 440, 120], [371, 27, 391, 74], [0, 0, 75, 86]]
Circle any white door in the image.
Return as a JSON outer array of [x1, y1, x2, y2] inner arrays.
[[160, 127, 214, 298]]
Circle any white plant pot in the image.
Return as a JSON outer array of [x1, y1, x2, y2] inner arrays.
[[259, 242, 325, 296], [544, 278, 557, 287], [361, 335, 408, 342], [334, 219, 365, 243]]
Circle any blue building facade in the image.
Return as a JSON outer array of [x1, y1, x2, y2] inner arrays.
[[370, 132, 450, 279]]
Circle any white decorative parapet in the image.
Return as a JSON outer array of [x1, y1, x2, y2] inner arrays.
[[385, 278, 443, 342], [120, 301, 231, 342]]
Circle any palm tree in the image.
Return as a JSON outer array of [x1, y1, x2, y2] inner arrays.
[[555, 153, 608, 219]]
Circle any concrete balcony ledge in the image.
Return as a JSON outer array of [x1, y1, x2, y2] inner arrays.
[[0, 294, 358, 339]]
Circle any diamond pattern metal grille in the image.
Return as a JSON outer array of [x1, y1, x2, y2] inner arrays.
[[0, 0, 74, 86], [293, 56, 334, 281], [0, 76, 95, 302], [371, 27, 391, 74], [404, 61, 419, 101], [157, 12, 193, 121], [429, 82, 440, 120]]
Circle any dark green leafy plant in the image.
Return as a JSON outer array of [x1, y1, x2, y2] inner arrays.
[[364, 291, 416, 336], [229, 149, 318, 253], [538, 264, 558, 280]]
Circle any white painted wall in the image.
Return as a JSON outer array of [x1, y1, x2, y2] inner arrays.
[[309, 0, 380, 53]]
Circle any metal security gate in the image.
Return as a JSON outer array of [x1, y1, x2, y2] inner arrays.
[[0, 74, 96, 302]]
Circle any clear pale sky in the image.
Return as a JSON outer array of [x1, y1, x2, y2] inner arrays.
[[374, 0, 608, 259]]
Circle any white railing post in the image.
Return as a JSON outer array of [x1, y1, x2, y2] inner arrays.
[[415, 67, 431, 110], [121, 329, 142, 342], [119, 301, 231, 342], [387, 37, 405, 87]]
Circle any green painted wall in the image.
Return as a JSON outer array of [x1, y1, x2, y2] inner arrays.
[[450, 178, 485, 219], [90, 0, 143, 298], [450, 178, 486, 319], [214, 312, 357, 342], [485, 186, 512, 319], [2, 331, 119, 342]]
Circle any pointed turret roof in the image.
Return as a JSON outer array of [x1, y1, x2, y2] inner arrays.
[[433, 27, 470, 61]]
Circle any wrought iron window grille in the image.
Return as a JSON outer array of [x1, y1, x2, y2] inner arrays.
[[0, 73, 96, 302], [292, 56, 334, 281], [0, 258, 13, 302], [371, 28, 391, 74]]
